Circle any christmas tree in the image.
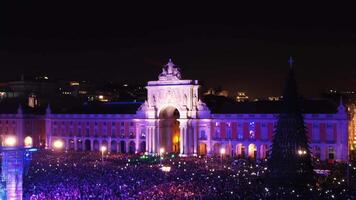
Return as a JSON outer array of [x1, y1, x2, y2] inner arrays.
[[268, 60, 315, 188]]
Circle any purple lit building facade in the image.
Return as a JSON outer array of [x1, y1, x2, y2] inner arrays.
[[1, 60, 349, 161], [45, 60, 349, 161]]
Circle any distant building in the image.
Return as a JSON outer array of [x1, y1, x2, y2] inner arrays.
[[267, 96, 282, 101], [0, 75, 56, 99], [236, 92, 249, 102]]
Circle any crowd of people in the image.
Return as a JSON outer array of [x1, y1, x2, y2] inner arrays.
[[9, 150, 355, 199]]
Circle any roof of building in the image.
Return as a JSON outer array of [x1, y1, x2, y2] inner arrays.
[[0, 95, 340, 115], [203, 95, 339, 114], [0, 97, 143, 115], [52, 101, 142, 114]]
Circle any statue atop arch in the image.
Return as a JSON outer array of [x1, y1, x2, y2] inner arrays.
[[158, 59, 182, 81]]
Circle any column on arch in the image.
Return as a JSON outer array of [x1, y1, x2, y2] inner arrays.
[[179, 119, 188, 156], [135, 123, 141, 153], [192, 120, 199, 156]]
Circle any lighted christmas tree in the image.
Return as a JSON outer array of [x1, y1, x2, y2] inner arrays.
[[268, 59, 315, 188]]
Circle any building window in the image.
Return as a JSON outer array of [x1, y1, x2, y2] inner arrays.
[[103, 128, 107, 137], [130, 122, 134, 126], [121, 122, 125, 126], [120, 129, 125, 138], [326, 123, 334, 142], [328, 146, 335, 160], [86, 128, 90, 137], [111, 128, 116, 137], [141, 129, 146, 139], [199, 130, 207, 140], [312, 123, 320, 142], [140, 129, 146, 139], [227, 128, 232, 139], [78, 128, 82, 136], [237, 131, 243, 140], [249, 122, 255, 139], [214, 129, 220, 139], [129, 131, 135, 138]]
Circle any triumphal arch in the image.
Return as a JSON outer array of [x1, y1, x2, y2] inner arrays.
[[136, 59, 211, 156]]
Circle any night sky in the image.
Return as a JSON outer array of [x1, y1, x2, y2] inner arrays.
[[1, 2, 356, 98]]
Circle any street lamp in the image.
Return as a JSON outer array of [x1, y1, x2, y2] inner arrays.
[[220, 147, 226, 168], [298, 149, 307, 156], [101, 146, 107, 164], [159, 147, 165, 166], [53, 139, 64, 150], [3, 136, 17, 147]]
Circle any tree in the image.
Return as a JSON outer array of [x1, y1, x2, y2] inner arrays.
[[268, 66, 315, 188]]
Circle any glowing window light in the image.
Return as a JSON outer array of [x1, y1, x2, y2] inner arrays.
[[24, 136, 33, 148], [3, 135, 17, 147], [53, 139, 64, 149]]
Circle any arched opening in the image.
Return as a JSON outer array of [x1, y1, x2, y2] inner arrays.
[[260, 144, 268, 159], [24, 136, 33, 148], [77, 140, 83, 151], [213, 143, 221, 155], [111, 140, 117, 153], [129, 141, 135, 154], [236, 143, 246, 158], [159, 106, 180, 154], [140, 141, 146, 153], [199, 143, 207, 155], [93, 140, 99, 151], [120, 141, 126, 153], [226, 143, 233, 156], [84, 140, 91, 151], [102, 140, 108, 151], [248, 143, 257, 158], [69, 139, 75, 150]]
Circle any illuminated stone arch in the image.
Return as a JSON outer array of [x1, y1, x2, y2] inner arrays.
[[111, 140, 117, 153], [135, 59, 211, 156], [93, 140, 99, 151], [248, 143, 257, 158]]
